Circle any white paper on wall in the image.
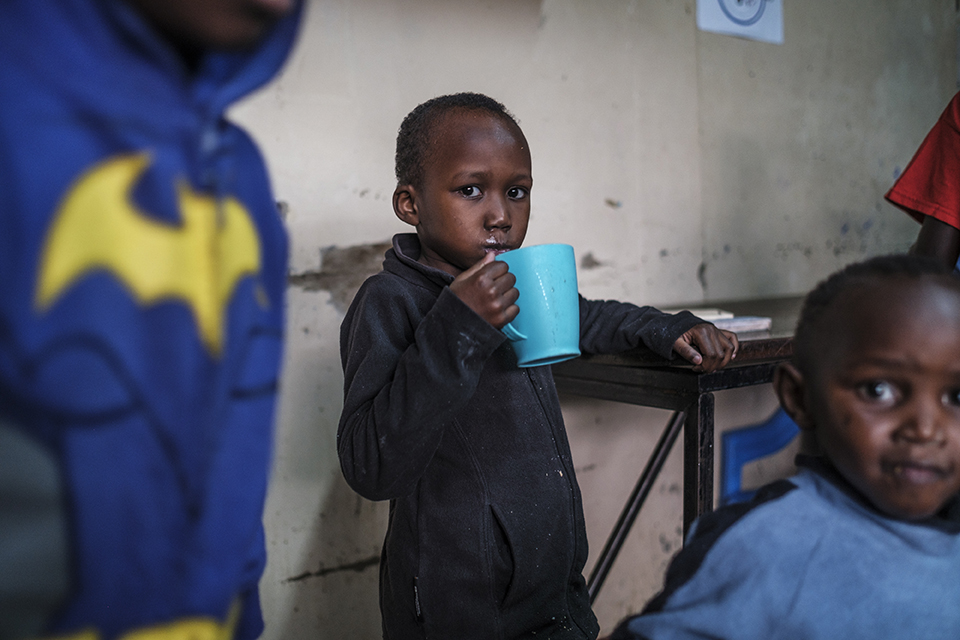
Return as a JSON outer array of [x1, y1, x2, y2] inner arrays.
[[696, 0, 784, 45]]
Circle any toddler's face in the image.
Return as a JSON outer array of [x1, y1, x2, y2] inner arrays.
[[402, 110, 532, 277], [804, 277, 960, 520]]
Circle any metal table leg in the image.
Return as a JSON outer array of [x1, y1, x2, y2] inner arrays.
[[683, 392, 715, 537], [586, 410, 686, 603]]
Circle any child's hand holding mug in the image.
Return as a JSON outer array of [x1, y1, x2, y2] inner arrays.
[[450, 252, 519, 330]]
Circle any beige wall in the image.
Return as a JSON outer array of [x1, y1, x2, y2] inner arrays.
[[231, 0, 957, 637]]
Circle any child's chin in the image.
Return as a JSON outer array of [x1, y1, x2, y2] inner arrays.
[[874, 494, 950, 521]]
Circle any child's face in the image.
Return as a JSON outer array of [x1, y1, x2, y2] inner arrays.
[[394, 110, 532, 277], [126, 0, 293, 51], [785, 277, 960, 520]]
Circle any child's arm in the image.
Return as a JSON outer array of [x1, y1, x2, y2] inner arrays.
[[578, 299, 737, 373], [912, 215, 960, 269]]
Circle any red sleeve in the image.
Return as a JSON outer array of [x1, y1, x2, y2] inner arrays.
[[885, 92, 960, 229]]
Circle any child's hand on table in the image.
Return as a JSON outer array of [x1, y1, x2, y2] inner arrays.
[[673, 323, 738, 373], [450, 252, 520, 330]]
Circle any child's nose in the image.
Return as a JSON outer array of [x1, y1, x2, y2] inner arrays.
[[899, 396, 947, 444], [484, 196, 511, 230]]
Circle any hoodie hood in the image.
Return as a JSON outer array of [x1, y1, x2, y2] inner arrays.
[[0, 0, 303, 123]]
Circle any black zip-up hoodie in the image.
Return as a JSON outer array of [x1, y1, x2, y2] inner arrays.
[[338, 234, 702, 639]]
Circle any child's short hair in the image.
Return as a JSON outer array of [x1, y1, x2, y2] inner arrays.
[[395, 92, 520, 189], [793, 254, 957, 374]]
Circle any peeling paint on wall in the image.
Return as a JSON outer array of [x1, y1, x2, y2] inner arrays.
[[287, 241, 392, 313]]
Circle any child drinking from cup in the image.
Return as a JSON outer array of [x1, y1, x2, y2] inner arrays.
[[608, 254, 960, 640], [337, 92, 738, 640]]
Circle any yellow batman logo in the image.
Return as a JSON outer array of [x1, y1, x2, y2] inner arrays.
[[36, 153, 262, 356]]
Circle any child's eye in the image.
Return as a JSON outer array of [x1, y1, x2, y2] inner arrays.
[[458, 186, 481, 198], [858, 380, 897, 403], [943, 389, 960, 407], [507, 186, 528, 200]]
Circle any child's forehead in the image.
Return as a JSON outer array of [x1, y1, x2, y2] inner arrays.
[[834, 275, 960, 320], [432, 108, 523, 144], [424, 110, 530, 171], [819, 276, 960, 356]]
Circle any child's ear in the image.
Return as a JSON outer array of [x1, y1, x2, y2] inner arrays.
[[773, 362, 815, 431], [393, 185, 419, 227]]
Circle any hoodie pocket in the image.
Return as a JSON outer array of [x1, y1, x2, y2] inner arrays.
[[488, 504, 516, 606]]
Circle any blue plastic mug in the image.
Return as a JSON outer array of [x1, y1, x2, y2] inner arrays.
[[495, 243, 581, 367]]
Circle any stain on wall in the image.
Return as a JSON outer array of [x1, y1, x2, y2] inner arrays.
[[580, 252, 606, 270], [287, 242, 392, 313]]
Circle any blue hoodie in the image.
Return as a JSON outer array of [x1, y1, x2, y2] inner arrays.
[[0, 1, 301, 637]]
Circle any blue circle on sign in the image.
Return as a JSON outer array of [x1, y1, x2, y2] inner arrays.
[[718, 0, 766, 26]]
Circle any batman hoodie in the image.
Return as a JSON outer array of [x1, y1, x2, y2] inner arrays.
[[0, 1, 301, 638]]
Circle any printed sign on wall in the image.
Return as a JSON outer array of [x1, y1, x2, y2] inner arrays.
[[697, 0, 784, 45]]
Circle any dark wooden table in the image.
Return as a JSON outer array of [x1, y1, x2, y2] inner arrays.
[[551, 296, 801, 602]]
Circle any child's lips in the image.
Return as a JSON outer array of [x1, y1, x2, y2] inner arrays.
[[887, 460, 949, 484]]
